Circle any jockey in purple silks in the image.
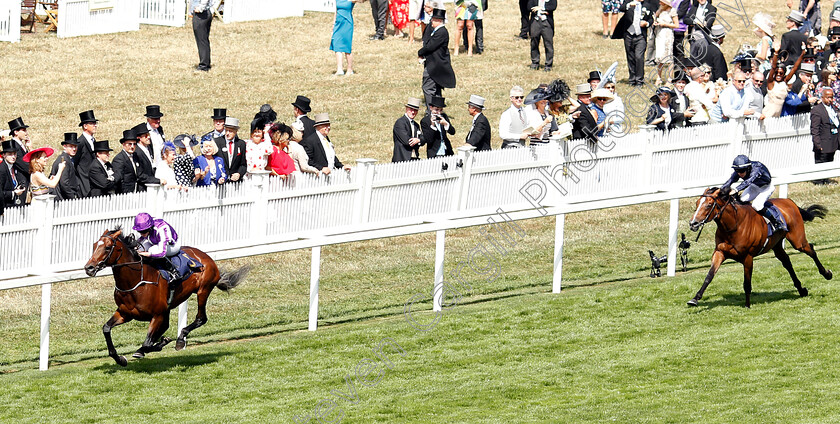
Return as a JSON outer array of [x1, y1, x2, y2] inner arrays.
[[133, 212, 183, 292]]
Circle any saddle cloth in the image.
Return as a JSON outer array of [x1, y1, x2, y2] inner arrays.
[[157, 250, 204, 282]]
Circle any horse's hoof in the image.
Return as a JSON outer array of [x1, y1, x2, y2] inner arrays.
[[132, 351, 145, 359], [115, 356, 127, 367], [799, 287, 809, 297], [687, 299, 699, 307], [825, 270, 833, 280], [160, 337, 173, 347], [175, 338, 187, 351]]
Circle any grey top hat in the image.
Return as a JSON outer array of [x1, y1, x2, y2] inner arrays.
[[788, 10, 805, 25], [405, 97, 422, 110], [832, 9, 840, 22], [800, 62, 816, 73], [224, 117, 240, 129], [710, 24, 726, 39], [466, 94, 486, 109], [574, 83, 592, 95], [313, 113, 331, 126]]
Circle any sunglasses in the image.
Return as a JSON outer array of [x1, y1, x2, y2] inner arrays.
[[512, 96, 524, 99], [753, 79, 764, 83], [734, 79, 746, 83]]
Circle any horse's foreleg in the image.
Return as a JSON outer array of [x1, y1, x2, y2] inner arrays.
[[688, 250, 725, 306], [176, 288, 211, 351], [133, 314, 170, 359], [743, 255, 753, 308], [103, 311, 129, 367], [773, 243, 808, 297]]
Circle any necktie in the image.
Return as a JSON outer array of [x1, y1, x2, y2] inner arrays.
[[10, 169, 16, 187], [518, 109, 525, 124], [229, 141, 234, 161]]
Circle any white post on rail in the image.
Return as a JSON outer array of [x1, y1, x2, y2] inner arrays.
[[667, 198, 679, 277], [31, 194, 56, 370], [352, 159, 377, 224], [433, 230, 445, 311], [779, 184, 788, 199], [309, 246, 321, 331], [553, 214, 565, 293]]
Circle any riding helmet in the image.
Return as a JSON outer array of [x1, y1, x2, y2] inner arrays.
[[132, 213, 154, 232], [732, 154, 751, 170]]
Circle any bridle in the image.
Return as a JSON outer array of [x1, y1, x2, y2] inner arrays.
[[693, 192, 737, 240], [92, 233, 142, 273]]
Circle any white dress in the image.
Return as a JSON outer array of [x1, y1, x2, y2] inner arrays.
[[654, 9, 674, 65]]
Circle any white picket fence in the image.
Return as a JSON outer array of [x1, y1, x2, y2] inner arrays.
[[3, 114, 840, 370], [58, 0, 141, 38], [139, 0, 186, 26], [0, 0, 20, 42], [222, 0, 302, 23]]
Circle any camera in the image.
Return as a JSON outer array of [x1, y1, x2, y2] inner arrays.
[[649, 250, 667, 278]]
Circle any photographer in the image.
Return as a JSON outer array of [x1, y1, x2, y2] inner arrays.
[[420, 96, 456, 158], [782, 63, 819, 116]]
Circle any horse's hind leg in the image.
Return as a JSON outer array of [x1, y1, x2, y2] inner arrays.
[[176, 288, 211, 351], [786, 231, 833, 280], [688, 250, 725, 306], [133, 314, 170, 359], [773, 243, 809, 297], [103, 311, 130, 367], [743, 256, 753, 308]]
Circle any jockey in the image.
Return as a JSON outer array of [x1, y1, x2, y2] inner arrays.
[[720, 155, 788, 233], [133, 212, 182, 285]]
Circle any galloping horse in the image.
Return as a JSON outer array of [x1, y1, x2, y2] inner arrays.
[[84, 227, 250, 366], [687, 188, 831, 308]]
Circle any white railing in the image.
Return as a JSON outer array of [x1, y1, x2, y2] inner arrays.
[[303, 0, 335, 13], [58, 0, 141, 38], [222, 0, 302, 23], [139, 0, 186, 26], [0, 0, 20, 42], [4, 115, 840, 370]]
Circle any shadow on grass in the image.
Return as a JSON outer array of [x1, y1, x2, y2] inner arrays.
[[94, 351, 225, 374], [690, 290, 804, 311]]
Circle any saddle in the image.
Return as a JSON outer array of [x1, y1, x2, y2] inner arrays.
[[156, 250, 204, 283]]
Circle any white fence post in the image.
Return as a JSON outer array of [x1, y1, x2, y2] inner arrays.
[[0, 0, 21, 43], [730, 117, 746, 157], [553, 214, 565, 293], [638, 125, 657, 185], [433, 230, 445, 311], [31, 195, 56, 370], [667, 198, 679, 277], [452, 146, 475, 211], [779, 184, 788, 199], [351, 159, 377, 224], [308, 246, 321, 331], [248, 170, 271, 239]]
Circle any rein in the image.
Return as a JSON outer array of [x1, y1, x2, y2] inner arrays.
[[95, 233, 156, 293], [695, 193, 738, 239]]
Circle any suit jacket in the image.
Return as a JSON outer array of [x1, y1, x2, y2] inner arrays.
[[645, 103, 687, 130], [810, 103, 840, 154], [674, 0, 691, 30], [133, 145, 160, 191], [572, 105, 599, 142], [111, 150, 140, 194], [0, 161, 26, 206], [74, 133, 96, 196], [420, 113, 456, 158], [683, 0, 716, 30], [0, 185, 4, 215], [88, 159, 115, 197], [780, 29, 808, 67], [392, 115, 422, 162], [466, 113, 492, 151], [612, 0, 656, 39], [299, 115, 316, 141], [418, 25, 457, 88], [214, 136, 248, 179], [527, 0, 556, 30], [50, 152, 81, 200], [11, 138, 29, 181], [703, 42, 728, 83], [302, 132, 345, 169]]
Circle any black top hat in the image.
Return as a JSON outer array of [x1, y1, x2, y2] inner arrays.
[[1, 140, 15, 153], [671, 71, 689, 83], [78, 110, 98, 127], [8, 117, 29, 133], [292, 95, 312, 113], [211, 108, 227, 120], [132, 123, 150, 136], [61, 132, 79, 146], [119, 129, 137, 143], [93, 140, 113, 153], [431, 8, 446, 20], [429, 96, 447, 108], [144, 105, 164, 119], [587, 71, 601, 83]]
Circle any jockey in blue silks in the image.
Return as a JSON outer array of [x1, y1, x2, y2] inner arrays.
[[721, 154, 788, 233], [133, 212, 183, 286]]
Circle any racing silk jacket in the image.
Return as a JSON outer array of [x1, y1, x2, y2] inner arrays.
[[722, 161, 772, 192]]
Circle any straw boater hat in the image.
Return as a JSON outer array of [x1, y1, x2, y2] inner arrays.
[[590, 88, 615, 103], [574, 83, 592, 95], [788, 10, 805, 25], [313, 113, 331, 126], [405, 97, 422, 110], [466, 94, 486, 109], [22, 147, 54, 163], [752, 13, 775, 37]]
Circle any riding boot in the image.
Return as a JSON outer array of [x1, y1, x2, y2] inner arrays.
[[761, 202, 788, 233], [163, 259, 182, 305]]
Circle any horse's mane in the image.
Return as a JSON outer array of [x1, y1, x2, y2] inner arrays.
[[108, 225, 140, 260]]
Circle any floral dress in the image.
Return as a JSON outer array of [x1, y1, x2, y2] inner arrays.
[[246, 140, 272, 174]]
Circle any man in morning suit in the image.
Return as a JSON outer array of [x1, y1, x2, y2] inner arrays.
[[292, 96, 316, 141], [392, 97, 424, 162], [419, 8, 457, 110], [420, 96, 456, 158], [781, 10, 809, 67], [74, 110, 98, 197], [51, 133, 82, 201], [0, 140, 27, 207], [465, 94, 492, 151], [684, 0, 716, 58], [571, 83, 599, 142], [88, 140, 115, 197], [112, 130, 142, 194], [214, 117, 247, 182], [302, 113, 351, 174], [703, 25, 728, 83], [612, 0, 656, 86], [528, 0, 556, 71], [132, 123, 163, 189], [8, 117, 31, 183], [810, 88, 840, 175], [145, 105, 166, 160], [202, 108, 227, 143], [191, 0, 215, 72]]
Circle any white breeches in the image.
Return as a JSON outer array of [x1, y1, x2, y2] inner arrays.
[[731, 182, 774, 210]]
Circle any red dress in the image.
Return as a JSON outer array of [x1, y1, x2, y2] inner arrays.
[[389, 0, 409, 31], [268, 146, 296, 176]]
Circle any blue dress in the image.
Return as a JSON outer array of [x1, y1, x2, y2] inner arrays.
[[330, 0, 354, 54]]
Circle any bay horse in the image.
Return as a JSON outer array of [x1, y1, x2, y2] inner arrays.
[[84, 227, 250, 366], [687, 187, 831, 308]]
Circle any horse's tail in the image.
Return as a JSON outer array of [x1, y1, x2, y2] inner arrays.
[[216, 265, 252, 292], [799, 204, 828, 222]]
